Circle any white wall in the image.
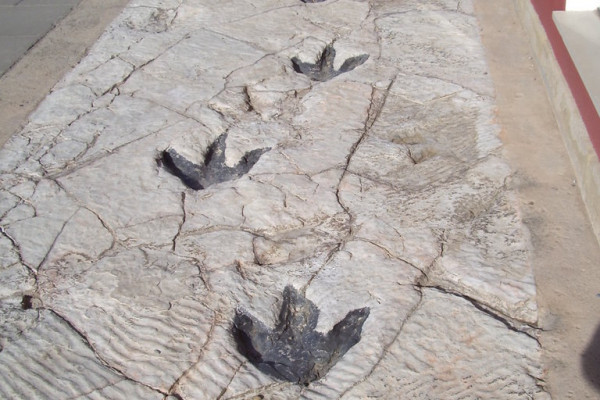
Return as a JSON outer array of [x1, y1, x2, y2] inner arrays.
[[565, 0, 600, 11]]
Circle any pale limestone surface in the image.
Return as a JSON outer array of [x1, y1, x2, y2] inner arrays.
[[0, 0, 548, 398]]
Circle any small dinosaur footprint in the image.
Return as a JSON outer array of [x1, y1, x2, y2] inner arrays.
[[233, 285, 370, 385], [162, 132, 269, 190], [291, 44, 369, 81]]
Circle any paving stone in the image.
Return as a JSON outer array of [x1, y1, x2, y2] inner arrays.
[[0, 0, 549, 398]]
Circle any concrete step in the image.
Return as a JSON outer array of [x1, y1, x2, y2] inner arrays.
[[554, 9, 600, 117]]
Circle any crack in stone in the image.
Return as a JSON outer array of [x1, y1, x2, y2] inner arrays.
[[63, 378, 128, 400], [353, 237, 428, 277], [222, 4, 305, 25], [93, 27, 191, 100], [47, 110, 188, 177], [168, 312, 218, 396], [417, 285, 540, 341], [337, 285, 424, 398], [303, 80, 395, 291], [35, 208, 79, 272], [81, 206, 118, 259], [301, 242, 343, 292], [171, 192, 186, 251], [410, 72, 491, 99], [0, 225, 36, 277], [125, 2, 182, 34], [215, 360, 246, 400]]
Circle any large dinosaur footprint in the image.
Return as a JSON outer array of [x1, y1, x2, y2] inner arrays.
[[162, 132, 270, 190], [233, 285, 370, 385], [291, 44, 369, 82]]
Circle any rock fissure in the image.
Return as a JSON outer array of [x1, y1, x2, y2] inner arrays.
[[35, 208, 79, 272], [168, 312, 218, 396], [224, 4, 304, 25], [215, 360, 246, 400], [302, 81, 395, 293], [0, 225, 36, 276], [171, 192, 186, 251], [419, 285, 540, 341]]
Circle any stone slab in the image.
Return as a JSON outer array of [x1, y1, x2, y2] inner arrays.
[[0, 0, 549, 398]]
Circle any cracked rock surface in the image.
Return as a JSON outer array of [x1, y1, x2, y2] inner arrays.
[[0, 0, 549, 399]]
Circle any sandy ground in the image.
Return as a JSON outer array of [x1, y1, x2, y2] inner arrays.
[[0, 0, 598, 398], [475, 1, 600, 398]]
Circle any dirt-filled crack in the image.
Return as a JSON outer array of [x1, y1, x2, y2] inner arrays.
[[418, 285, 540, 341], [168, 312, 218, 397], [215, 361, 245, 400], [172, 192, 186, 251], [302, 80, 395, 292], [0, 225, 37, 278]]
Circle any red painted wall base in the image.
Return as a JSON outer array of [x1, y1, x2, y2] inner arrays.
[[530, 0, 600, 158]]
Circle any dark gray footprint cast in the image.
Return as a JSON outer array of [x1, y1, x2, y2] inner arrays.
[[162, 133, 269, 190], [234, 286, 370, 385], [292, 44, 369, 82]]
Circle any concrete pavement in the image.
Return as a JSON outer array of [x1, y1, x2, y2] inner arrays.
[[0, 0, 82, 77]]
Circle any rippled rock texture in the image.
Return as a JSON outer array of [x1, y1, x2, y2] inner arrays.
[[0, 0, 549, 399]]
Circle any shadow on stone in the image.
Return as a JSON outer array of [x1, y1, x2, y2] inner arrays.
[[21, 295, 33, 310], [582, 321, 600, 391], [161, 133, 269, 190], [233, 285, 369, 385], [291, 44, 369, 82], [301, 0, 327, 3]]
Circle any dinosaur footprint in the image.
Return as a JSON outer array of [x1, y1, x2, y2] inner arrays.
[[162, 132, 270, 190], [233, 285, 370, 385], [291, 44, 369, 81]]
